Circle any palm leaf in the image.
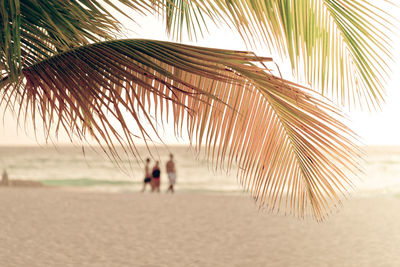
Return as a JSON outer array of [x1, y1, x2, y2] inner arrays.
[[160, 0, 398, 109], [1, 0, 162, 82], [1, 39, 361, 220]]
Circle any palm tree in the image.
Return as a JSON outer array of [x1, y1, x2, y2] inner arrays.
[[1, 0, 396, 220]]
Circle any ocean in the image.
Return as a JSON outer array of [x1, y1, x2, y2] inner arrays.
[[0, 145, 399, 196]]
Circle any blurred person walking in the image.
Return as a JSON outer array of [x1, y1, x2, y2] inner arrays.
[[140, 158, 152, 192], [1, 169, 9, 186], [151, 161, 161, 193], [166, 154, 176, 193]]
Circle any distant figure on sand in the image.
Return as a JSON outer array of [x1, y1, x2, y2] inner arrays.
[[151, 161, 161, 192], [166, 154, 176, 193], [1, 169, 9, 186], [141, 158, 152, 192]]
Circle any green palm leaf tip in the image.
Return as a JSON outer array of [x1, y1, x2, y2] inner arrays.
[[162, 0, 398, 109], [1, 0, 160, 81], [1, 0, 21, 82], [2, 39, 361, 220]]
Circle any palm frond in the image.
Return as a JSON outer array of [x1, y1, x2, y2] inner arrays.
[[1, 39, 361, 220], [1, 0, 22, 81], [158, 0, 219, 41], [160, 0, 398, 109], [1, 0, 161, 82]]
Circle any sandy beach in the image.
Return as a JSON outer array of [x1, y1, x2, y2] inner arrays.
[[1, 188, 399, 267]]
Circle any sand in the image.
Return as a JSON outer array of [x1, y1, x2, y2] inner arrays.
[[0, 179, 43, 187], [0, 188, 399, 267]]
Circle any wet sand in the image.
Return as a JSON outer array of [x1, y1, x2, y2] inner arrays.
[[1, 188, 399, 266]]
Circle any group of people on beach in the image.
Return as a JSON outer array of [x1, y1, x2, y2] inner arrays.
[[141, 153, 176, 193]]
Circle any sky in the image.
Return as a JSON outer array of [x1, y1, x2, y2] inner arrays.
[[1, 7, 400, 146]]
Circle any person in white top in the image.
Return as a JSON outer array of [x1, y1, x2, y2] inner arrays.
[[166, 154, 176, 193]]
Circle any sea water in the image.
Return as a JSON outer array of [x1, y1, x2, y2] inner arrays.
[[0, 145, 242, 193], [0, 145, 399, 196]]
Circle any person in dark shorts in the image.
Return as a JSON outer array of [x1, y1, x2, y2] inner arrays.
[[141, 158, 152, 192], [151, 161, 161, 193]]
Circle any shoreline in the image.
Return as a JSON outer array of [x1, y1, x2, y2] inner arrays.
[[2, 179, 400, 200]]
